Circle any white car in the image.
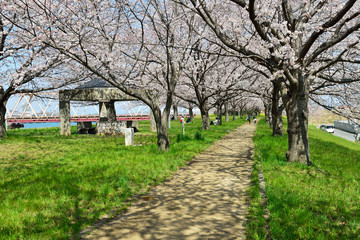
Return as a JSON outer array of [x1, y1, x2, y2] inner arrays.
[[325, 125, 334, 133]]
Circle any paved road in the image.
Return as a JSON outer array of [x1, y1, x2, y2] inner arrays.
[[333, 128, 357, 142], [82, 124, 256, 240]]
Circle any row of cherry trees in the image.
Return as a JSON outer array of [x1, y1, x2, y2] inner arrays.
[[177, 0, 360, 164], [1, 0, 262, 147], [1, 0, 359, 164]]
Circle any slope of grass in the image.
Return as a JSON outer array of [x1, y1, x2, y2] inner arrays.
[[309, 109, 346, 126], [250, 119, 360, 239], [0, 117, 245, 239]]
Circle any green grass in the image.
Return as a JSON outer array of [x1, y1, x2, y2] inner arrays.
[[246, 145, 267, 240], [249, 118, 360, 239], [0, 116, 245, 239]]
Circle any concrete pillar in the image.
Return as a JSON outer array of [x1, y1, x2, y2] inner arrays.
[[99, 101, 116, 122], [59, 100, 71, 136], [99, 102, 108, 122], [106, 100, 116, 122], [150, 110, 156, 132], [124, 128, 134, 146]]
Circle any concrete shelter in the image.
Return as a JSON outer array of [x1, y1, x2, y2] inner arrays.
[[59, 79, 138, 136]]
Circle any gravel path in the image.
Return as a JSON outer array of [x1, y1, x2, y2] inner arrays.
[[83, 123, 256, 240]]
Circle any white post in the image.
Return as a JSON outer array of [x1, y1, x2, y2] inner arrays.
[[124, 128, 134, 146], [168, 114, 171, 129]]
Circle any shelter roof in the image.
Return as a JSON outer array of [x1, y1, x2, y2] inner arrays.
[[76, 79, 114, 89]]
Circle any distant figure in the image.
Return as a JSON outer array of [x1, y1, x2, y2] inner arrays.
[[253, 116, 257, 124], [180, 116, 184, 123], [213, 117, 219, 125], [247, 116, 251, 124], [9, 123, 24, 129], [186, 117, 191, 123], [171, 115, 175, 120], [210, 120, 214, 125]]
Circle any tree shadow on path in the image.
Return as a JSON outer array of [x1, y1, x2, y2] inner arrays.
[[81, 124, 256, 240]]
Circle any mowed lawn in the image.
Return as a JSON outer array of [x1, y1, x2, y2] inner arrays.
[[250, 119, 360, 239], [0, 117, 246, 239]]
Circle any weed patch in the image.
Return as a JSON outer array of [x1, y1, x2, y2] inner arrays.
[[194, 131, 205, 141]]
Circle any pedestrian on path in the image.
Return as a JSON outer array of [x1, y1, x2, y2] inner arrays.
[[247, 115, 251, 124]]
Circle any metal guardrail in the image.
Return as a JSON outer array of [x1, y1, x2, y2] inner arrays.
[[334, 121, 360, 134]]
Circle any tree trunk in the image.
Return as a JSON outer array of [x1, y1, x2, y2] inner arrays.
[[283, 73, 311, 165], [152, 106, 170, 151], [199, 104, 210, 130], [225, 103, 229, 122], [273, 105, 284, 135], [150, 110, 157, 132], [0, 102, 6, 139], [0, 87, 6, 138], [264, 101, 272, 126], [272, 81, 283, 136], [188, 104, 194, 118], [217, 104, 223, 125], [173, 104, 178, 119]]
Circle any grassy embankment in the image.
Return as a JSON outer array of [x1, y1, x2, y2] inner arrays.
[[0, 116, 245, 239], [247, 118, 360, 239]]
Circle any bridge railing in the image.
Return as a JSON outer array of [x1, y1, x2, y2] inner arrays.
[[6, 93, 151, 124]]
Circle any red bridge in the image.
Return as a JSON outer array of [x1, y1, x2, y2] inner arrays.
[[7, 93, 151, 125], [6, 115, 150, 124]]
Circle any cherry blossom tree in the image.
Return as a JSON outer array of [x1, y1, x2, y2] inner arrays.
[[234, 59, 285, 135], [0, 10, 88, 138], [177, 42, 223, 129], [228, 97, 242, 120], [179, 0, 360, 164], [178, 34, 260, 128], [311, 80, 360, 122], [7, 0, 195, 150]]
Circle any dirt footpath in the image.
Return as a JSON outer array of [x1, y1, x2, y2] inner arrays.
[[83, 123, 256, 240]]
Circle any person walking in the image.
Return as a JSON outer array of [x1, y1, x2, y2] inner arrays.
[[247, 115, 251, 124]]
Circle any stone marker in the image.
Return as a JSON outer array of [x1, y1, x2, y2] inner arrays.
[[124, 128, 134, 146]]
